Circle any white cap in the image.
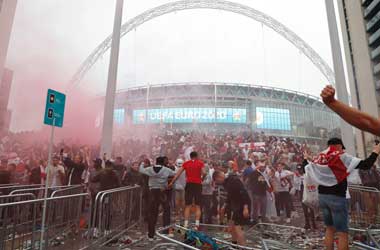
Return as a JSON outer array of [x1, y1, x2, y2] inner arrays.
[[175, 159, 184, 167]]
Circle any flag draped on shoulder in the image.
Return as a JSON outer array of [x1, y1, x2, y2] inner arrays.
[[305, 146, 361, 187]]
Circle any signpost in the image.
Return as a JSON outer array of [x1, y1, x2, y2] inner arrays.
[[40, 89, 66, 250]]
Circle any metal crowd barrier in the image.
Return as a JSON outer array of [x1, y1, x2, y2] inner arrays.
[[0, 193, 36, 204], [51, 185, 84, 197], [348, 185, 380, 228], [7, 185, 84, 199], [0, 184, 42, 195], [89, 186, 142, 247], [0, 193, 89, 250]]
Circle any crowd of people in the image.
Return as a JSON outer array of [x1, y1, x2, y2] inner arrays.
[[1, 86, 380, 249]]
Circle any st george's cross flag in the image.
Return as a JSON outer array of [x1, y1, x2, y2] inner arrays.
[[305, 146, 361, 187]]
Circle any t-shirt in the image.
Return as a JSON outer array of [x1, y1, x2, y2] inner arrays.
[[273, 170, 293, 192], [174, 166, 187, 190], [247, 170, 268, 196], [223, 174, 251, 212], [47, 165, 65, 187], [183, 159, 204, 184]]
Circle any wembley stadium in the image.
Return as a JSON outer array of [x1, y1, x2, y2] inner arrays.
[[111, 82, 340, 140]]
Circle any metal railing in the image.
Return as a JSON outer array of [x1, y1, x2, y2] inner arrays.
[[7, 185, 84, 199], [89, 186, 142, 246], [0, 193, 89, 250], [0, 193, 36, 204], [0, 184, 42, 195], [349, 185, 380, 228]]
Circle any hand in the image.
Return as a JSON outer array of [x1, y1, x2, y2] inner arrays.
[[320, 85, 336, 105], [303, 151, 311, 161], [243, 205, 249, 219], [167, 183, 173, 190], [373, 143, 380, 155]]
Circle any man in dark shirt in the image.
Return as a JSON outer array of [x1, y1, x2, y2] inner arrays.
[[63, 154, 85, 186], [213, 170, 250, 246], [247, 158, 270, 223], [123, 162, 143, 186], [91, 160, 120, 191], [305, 138, 380, 250], [114, 156, 126, 184]]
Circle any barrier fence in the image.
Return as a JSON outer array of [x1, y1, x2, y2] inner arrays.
[[0, 193, 89, 250], [88, 185, 143, 248], [7, 185, 84, 199], [0, 184, 42, 196], [349, 185, 380, 229]]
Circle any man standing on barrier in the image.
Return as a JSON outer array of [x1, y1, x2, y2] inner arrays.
[[139, 156, 176, 241], [169, 151, 206, 229]]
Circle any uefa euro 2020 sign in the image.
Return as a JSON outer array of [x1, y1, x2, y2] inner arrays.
[[133, 108, 247, 124]]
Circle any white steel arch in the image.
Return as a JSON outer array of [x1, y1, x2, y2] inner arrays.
[[68, 0, 335, 90]]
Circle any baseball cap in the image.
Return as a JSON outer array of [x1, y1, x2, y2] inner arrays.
[[327, 137, 346, 150], [175, 159, 184, 167]]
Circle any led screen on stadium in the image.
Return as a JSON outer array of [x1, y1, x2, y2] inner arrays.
[[256, 107, 291, 130], [133, 108, 247, 124], [114, 108, 125, 124]]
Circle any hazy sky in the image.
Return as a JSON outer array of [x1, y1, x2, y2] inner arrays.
[[5, 0, 333, 131]]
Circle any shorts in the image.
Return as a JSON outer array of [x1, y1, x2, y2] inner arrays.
[[185, 183, 202, 206], [319, 194, 349, 233], [228, 208, 248, 226]]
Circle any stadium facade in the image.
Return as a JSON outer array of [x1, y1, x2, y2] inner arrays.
[[112, 82, 340, 139]]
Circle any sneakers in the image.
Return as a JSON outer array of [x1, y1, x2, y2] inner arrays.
[[285, 218, 291, 224]]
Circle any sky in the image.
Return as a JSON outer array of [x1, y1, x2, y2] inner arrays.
[[5, 0, 333, 131]]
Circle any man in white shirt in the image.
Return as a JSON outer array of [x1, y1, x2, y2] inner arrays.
[[174, 159, 186, 219], [273, 163, 293, 223], [242, 144, 251, 161], [47, 156, 65, 188]]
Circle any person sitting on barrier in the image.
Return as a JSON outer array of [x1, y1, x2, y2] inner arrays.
[[305, 138, 380, 250], [91, 160, 120, 191], [139, 156, 176, 241], [212, 170, 250, 246], [47, 155, 65, 188]]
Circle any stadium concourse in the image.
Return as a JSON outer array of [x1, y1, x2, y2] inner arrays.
[[0, 127, 380, 250]]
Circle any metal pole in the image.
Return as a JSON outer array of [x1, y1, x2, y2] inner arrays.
[[100, 0, 124, 157], [325, 0, 356, 155], [40, 118, 55, 250], [214, 83, 217, 126]]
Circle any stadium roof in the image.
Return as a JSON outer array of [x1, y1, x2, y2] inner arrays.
[[114, 82, 329, 110]]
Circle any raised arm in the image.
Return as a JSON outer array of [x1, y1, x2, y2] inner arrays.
[[138, 163, 152, 176], [321, 85, 380, 136]]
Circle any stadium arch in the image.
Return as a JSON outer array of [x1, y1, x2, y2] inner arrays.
[[68, 0, 335, 90]]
